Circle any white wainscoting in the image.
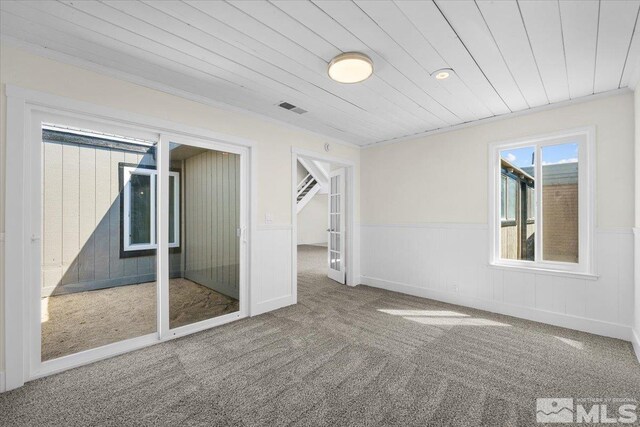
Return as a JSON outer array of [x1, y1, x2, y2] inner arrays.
[[360, 224, 635, 341], [251, 226, 294, 316]]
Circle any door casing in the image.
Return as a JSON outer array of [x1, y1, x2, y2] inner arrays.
[[291, 148, 358, 305]]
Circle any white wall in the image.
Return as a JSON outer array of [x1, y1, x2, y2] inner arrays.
[[297, 194, 328, 245], [0, 44, 361, 378], [361, 92, 636, 341], [634, 88, 640, 357]]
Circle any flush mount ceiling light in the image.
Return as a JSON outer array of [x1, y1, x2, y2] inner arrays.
[[432, 68, 453, 80], [328, 52, 373, 83]]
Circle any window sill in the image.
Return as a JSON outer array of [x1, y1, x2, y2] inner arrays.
[[488, 263, 599, 281]]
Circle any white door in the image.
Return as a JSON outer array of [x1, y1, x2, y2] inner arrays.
[[327, 168, 346, 283]]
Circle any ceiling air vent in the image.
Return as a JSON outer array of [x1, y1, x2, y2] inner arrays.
[[278, 101, 308, 115]]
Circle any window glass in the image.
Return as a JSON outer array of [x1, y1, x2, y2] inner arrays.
[[169, 175, 176, 244], [541, 142, 579, 263], [40, 124, 158, 361], [130, 173, 152, 244], [527, 187, 535, 221], [507, 177, 517, 221], [499, 146, 535, 261], [168, 144, 240, 329], [500, 176, 506, 219]]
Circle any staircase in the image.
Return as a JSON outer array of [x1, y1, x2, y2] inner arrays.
[[296, 158, 329, 213], [297, 173, 320, 213]]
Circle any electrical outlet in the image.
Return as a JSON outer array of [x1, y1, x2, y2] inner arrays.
[[453, 284, 459, 293], [265, 212, 273, 224]]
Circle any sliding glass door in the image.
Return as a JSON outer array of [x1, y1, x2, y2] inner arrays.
[[33, 110, 247, 375], [165, 140, 242, 330], [38, 114, 159, 362]]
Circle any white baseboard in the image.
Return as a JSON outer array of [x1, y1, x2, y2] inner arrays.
[[251, 295, 295, 316], [632, 329, 640, 363], [0, 371, 5, 393], [361, 275, 632, 341]]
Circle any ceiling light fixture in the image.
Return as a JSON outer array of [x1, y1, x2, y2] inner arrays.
[[328, 52, 373, 84], [432, 68, 453, 80]]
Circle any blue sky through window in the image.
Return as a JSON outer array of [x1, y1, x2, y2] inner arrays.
[[500, 142, 578, 169]]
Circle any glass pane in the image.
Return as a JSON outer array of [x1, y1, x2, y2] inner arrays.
[[331, 176, 337, 194], [169, 144, 240, 329], [41, 124, 157, 361], [542, 143, 579, 263], [330, 251, 340, 270], [130, 173, 151, 244], [499, 146, 535, 261], [500, 176, 506, 219], [507, 178, 517, 220], [169, 175, 176, 244]]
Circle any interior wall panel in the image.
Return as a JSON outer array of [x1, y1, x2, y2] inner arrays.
[[360, 225, 635, 340]]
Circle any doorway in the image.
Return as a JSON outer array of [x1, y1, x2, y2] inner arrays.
[[5, 100, 251, 387], [291, 149, 356, 305]]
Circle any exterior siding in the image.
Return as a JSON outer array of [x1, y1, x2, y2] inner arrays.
[[182, 150, 240, 299], [41, 139, 181, 297]]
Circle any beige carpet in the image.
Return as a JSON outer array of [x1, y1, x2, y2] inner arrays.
[[42, 278, 239, 360], [3, 245, 638, 426]]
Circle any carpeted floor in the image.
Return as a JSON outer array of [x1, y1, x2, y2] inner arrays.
[[2, 245, 639, 426], [42, 278, 239, 361]]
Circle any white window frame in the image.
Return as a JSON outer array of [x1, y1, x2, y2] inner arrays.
[[122, 166, 180, 251], [488, 127, 596, 276]]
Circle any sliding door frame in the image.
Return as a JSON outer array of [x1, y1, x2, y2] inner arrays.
[[4, 85, 256, 391]]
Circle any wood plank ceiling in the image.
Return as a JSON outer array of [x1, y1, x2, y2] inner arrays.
[[2, 0, 639, 147]]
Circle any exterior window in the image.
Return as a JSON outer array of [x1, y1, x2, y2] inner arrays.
[[526, 187, 535, 221], [490, 128, 594, 274], [122, 166, 180, 252], [506, 176, 517, 221]]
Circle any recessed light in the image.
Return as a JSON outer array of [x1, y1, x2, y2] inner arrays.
[[432, 68, 453, 80], [328, 52, 373, 84]]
